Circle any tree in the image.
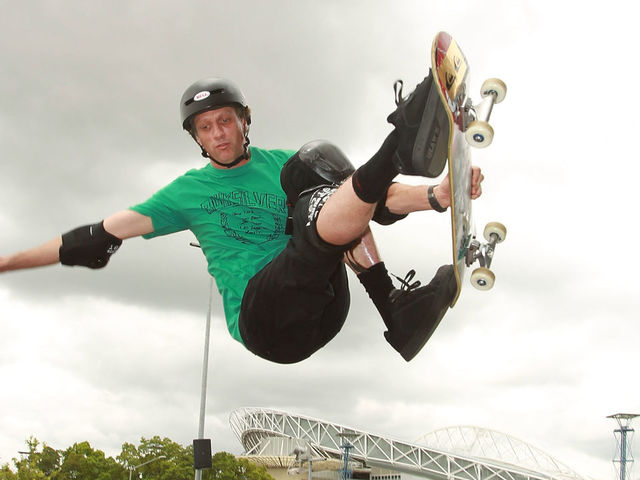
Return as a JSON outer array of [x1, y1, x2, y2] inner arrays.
[[0, 464, 17, 480], [36, 444, 60, 477], [205, 452, 273, 480], [2, 437, 47, 480], [57, 441, 126, 480], [0, 436, 275, 480], [117, 436, 193, 480]]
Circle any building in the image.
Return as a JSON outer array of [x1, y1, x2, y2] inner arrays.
[[230, 407, 584, 480]]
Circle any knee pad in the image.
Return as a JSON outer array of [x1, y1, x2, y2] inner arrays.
[[59, 221, 122, 269], [280, 140, 355, 207]]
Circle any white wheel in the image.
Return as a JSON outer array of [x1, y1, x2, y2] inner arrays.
[[465, 120, 494, 148], [481, 78, 507, 103], [471, 267, 495, 291], [484, 221, 507, 243]]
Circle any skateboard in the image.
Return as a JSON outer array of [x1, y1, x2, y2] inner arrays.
[[431, 31, 507, 306]]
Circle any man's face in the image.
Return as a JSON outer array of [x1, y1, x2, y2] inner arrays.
[[193, 106, 248, 167]]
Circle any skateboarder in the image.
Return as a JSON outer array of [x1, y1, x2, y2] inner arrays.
[[0, 75, 484, 363]]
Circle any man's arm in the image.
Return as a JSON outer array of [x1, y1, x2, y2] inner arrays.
[[385, 166, 484, 215], [0, 236, 63, 272], [0, 210, 153, 273], [103, 209, 154, 240]]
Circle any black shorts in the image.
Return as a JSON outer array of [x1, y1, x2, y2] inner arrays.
[[238, 187, 352, 364]]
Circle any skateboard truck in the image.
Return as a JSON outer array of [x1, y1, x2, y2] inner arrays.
[[462, 79, 507, 292], [465, 222, 507, 290], [465, 78, 507, 149]]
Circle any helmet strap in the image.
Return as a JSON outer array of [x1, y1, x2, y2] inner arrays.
[[198, 130, 251, 169]]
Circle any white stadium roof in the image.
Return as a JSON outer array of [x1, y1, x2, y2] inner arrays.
[[229, 407, 584, 480]]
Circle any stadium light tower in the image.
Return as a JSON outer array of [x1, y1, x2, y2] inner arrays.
[[608, 413, 639, 480], [338, 432, 357, 480]]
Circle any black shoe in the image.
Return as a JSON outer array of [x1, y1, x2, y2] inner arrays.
[[386, 71, 450, 178], [384, 265, 456, 361]]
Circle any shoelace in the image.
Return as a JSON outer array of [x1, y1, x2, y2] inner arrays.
[[392, 269, 421, 292], [392, 80, 405, 106]]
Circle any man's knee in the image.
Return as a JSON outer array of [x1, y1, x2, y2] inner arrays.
[[293, 186, 358, 254]]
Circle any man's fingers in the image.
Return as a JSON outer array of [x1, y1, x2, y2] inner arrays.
[[470, 166, 484, 199]]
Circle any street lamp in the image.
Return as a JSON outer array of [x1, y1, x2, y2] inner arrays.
[[128, 455, 166, 480], [190, 241, 214, 480]]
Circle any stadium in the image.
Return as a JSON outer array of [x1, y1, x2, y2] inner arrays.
[[229, 408, 584, 480]]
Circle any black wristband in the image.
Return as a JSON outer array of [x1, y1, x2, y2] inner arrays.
[[428, 185, 447, 213]]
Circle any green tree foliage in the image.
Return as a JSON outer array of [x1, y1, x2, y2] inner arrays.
[[57, 441, 126, 480], [205, 452, 273, 480], [37, 445, 61, 477], [117, 436, 193, 480], [0, 465, 17, 480], [1, 437, 49, 480], [0, 436, 274, 480]]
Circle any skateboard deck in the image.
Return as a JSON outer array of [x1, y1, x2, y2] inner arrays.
[[430, 31, 507, 306]]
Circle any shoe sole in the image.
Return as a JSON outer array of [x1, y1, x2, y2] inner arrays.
[[413, 78, 450, 178]]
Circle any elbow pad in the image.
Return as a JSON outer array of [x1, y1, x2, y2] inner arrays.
[[59, 221, 122, 269]]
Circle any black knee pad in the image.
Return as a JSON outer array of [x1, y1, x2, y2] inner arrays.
[[280, 140, 355, 207]]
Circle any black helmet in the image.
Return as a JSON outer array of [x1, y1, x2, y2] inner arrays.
[[180, 77, 250, 131]]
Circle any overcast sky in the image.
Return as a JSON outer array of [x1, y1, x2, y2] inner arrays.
[[1, 1, 638, 479]]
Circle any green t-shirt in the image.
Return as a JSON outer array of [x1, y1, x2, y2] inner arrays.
[[130, 146, 295, 343]]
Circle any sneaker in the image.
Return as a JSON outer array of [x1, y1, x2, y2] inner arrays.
[[386, 71, 450, 178], [384, 265, 456, 361]]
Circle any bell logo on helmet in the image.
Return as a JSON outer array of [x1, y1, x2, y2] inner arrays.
[[194, 91, 211, 102]]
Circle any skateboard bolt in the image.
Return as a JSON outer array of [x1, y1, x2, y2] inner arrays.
[[473, 133, 485, 143]]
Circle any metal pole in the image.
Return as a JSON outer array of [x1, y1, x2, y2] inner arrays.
[[620, 427, 628, 480], [194, 276, 214, 480], [609, 413, 639, 480], [621, 431, 626, 480]]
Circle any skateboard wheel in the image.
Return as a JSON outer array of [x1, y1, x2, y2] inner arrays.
[[465, 120, 494, 148], [481, 78, 507, 104], [471, 267, 495, 290], [484, 222, 507, 243]]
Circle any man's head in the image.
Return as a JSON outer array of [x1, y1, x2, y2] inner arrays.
[[180, 77, 252, 168]]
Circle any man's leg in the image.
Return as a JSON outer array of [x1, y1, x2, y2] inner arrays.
[[316, 70, 450, 245], [315, 131, 399, 246], [344, 227, 456, 362], [281, 77, 459, 360], [344, 230, 395, 328], [312, 101, 457, 361]]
